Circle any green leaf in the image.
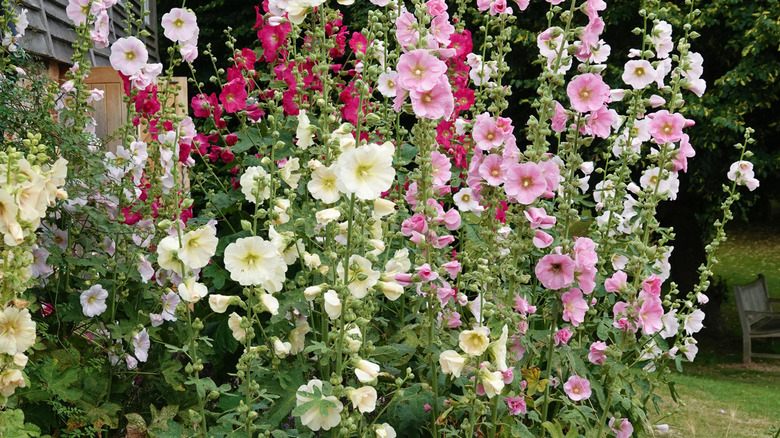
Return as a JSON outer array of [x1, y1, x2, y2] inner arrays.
[[541, 421, 565, 438]]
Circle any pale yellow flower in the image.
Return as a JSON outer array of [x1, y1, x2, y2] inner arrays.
[[459, 326, 490, 356], [0, 307, 36, 355]]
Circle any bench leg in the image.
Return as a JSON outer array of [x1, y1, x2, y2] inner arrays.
[[743, 335, 752, 364]]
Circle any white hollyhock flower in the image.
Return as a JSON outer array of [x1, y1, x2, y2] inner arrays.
[[459, 326, 490, 356], [439, 350, 466, 378], [337, 255, 380, 299], [208, 294, 232, 313], [334, 142, 395, 200], [178, 226, 218, 270], [308, 164, 341, 204], [223, 236, 287, 291], [296, 379, 343, 431], [281, 158, 302, 188], [490, 325, 509, 371], [274, 339, 292, 358], [375, 423, 397, 438], [0, 308, 36, 354], [161, 7, 198, 43], [289, 322, 310, 354], [355, 359, 380, 383], [80, 284, 109, 317], [240, 166, 271, 204], [228, 312, 245, 341], [296, 111, 315, 149], [156, 235, 183, 274], [315, 208, 341, 225], [349, 386, 377, 413], [133, 328, 150, 362], [479, 367, 505, 398], [323, 290, 342, 320], [259, 293, 279, 315], [178, 277, 209, 303]]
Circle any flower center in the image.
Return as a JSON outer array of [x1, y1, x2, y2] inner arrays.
[[124, 50, 136, 61], [521, 176, 533, 188], [580, 89, 590, 100], [634, 67, 645, 77], [173, 18, 185, 29]]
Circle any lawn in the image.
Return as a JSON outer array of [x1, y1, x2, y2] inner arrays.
[[649, 217, 780, 437]]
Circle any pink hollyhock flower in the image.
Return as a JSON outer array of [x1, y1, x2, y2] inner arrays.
[[476, 0, 492, 11], [426, 0, 448, 16], [504, 162, 546, 205], [573, 237, 598, 268], [604, 271, 628, 293], [533, 230, 554, 248], [505, 397, 527, 415], [585, 0, 607, 20], [410, 77, 454, 120], [396, 11, 420, 48], [622, 60, 657, 89], [478, 154, 505, 186], [585, 105, 615, 139], [442, 260, 461, 278], [219, 80, 247, 114], [539, 159, 561, 193], [513, 295, 537, 315], [588, 341, 608, 365], [109, 37, 149, 76], [473, 113, 504, 151], [402, 213, 428, 236], [648, 110, 686, 144], [561, 288, 589, 326], [535, 254, 575, 290], [441, 208, 461, 230], [563, 375, 591, 401], [566, 73, 610, 113], [613, 301, 638, 333], [525, 207, 556, 229], [671, 134, 696, 172], [437, 286, 457, 306], [649, 94, 666, 108], [638, 294, 664, 334], [554, 327, 573, 346], [440, 310, 462, 328], [66, 0, 100, 25], [416, 263, 439, 282], [430, 14, 455, 46], [161, 8, 198, 43], [610, 417, 634, 438], [430, 151, 452, 188], [551, 101, 568, 133], [490, 0, 511, 15], [642, 274, 662, 297], [502, 367, 515, 385], [683, 309, 705, 335]]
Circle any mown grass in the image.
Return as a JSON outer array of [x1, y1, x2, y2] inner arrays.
[[649, 219, 780, 437]]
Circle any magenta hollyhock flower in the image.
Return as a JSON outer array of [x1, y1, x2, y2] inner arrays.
[[219, 79, 247, 114], [648, 110, 686, 144], [473, 112, 504, 151], [504, 162, 546, 205], [349, 33, 368, 54], [505, 397, 527, 415], [566, 73, 610, 113], [535, 254, 575, 290], [397, 49, 447, 93], [563, 375, 591, 401], [478, 154, 505, 186], [609, 417, 634, 438], [561, 288, 589, 326], [409, 77, 454, 120], [588, 341, 608, 365]]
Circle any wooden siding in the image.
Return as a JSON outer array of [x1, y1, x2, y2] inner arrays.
[[18, 0, 158, 66]]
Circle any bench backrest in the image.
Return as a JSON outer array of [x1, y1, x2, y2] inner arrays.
[[734, 274, 770, 329]]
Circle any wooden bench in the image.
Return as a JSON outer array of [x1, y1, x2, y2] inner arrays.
[[734, 274, 780, 363]]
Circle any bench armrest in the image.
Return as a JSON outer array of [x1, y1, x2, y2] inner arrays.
[[745, 311, 780, 318]]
